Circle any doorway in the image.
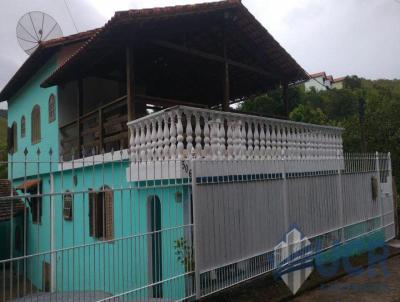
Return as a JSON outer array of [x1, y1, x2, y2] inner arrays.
[[147, 195, 162, 298]]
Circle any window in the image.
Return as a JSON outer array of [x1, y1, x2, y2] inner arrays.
[[63, 191, 73, 220], [21, 116, 26, 138], [89, 186, 114, 240], [31, 105, 41, 144], [8, 122, 18, 153], [48, 94, 56, 123], [29, 184, 42, 224]]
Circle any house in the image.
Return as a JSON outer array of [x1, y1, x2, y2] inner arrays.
[[0, 1, 395, 301], [305, 72, 347, 91], [332, 76, 346, 89], [304, 72, 333, 91]]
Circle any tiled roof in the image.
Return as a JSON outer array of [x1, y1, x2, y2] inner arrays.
[[309, 72, 327, 79], [41, 0, 308, 88], [0, 28, 98, 102], [333, 76, 346, 83], [0, 179, 25, 221]]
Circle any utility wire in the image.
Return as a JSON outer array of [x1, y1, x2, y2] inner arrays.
[[63, 0, 79, 33]]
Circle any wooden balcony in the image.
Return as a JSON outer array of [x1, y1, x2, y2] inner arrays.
[[59, 96, 129, 161]]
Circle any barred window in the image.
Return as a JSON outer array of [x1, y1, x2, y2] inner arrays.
[[89, 186, 114, 240], [21, 116, 25, 138], [63, 191, 73, 220], [31, 105, 41, 144], [48, 94, 56, 123]]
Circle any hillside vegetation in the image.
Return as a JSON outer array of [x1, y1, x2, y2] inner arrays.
[[239, 76, 400, 191]]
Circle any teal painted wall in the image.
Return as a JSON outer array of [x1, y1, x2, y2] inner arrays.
[[14, 162, 189, 300], [6, 53, 189, 299], [7, 56, 59, 179]]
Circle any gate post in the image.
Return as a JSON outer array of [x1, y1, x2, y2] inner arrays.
[[375, 152, 384, 228], [337, 151, 344, 243], [191, 159, 201, 299]]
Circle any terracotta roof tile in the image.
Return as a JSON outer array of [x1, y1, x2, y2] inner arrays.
[[0, 28, 98, 102], [41, 0, 308, 88]]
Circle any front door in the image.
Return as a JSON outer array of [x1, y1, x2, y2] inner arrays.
[[147, 195, 162, 298]]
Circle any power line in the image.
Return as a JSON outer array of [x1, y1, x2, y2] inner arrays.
[[63, 0, 79, 33]]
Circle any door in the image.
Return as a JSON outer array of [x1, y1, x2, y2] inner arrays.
[[147, 195, 163, 298]]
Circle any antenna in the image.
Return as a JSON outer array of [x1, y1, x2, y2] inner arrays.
[[16, 11, 63, 55]]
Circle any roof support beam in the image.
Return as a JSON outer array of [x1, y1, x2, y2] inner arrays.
[[126, 45, 135, 122], [222, 38, 230, 111], [151, 39, 278, 79]]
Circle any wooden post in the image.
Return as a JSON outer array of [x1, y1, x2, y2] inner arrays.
[[282, 81, 289, 117], [126, 45, 135, 122], [222, 40, 230, 111], [77, 79, 83, 154]]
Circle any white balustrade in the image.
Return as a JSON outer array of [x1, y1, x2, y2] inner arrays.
[[127, 105, 344, 162]]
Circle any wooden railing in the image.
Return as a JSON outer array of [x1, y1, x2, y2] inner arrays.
[[59, 96, 129, 160], [127, 105, 344, 162]]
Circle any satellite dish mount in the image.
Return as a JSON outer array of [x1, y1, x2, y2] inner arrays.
[[16, 11, 63, 55]]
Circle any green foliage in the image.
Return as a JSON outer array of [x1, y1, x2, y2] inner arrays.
[[173, 237, 194, 272], [239, 76, 400, 193], [0, 117, 7, 179]]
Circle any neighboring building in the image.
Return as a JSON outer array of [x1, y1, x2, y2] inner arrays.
[[304, 72, 333, 91], [304, 72, 346, 91], [332, 76, 346, 89], [0, 1, 394, 301]]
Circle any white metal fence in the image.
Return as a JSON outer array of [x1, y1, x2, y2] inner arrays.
[[191, 153, 395, 298], [0, 150, 396, 301]]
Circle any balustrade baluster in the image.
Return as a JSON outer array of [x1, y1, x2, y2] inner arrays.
[[194, 113, 202, 158], [177, 111, 184, 159], [204, 116, 211, 159], [185, 111, 193, 157], [169, 112, 177, 160]]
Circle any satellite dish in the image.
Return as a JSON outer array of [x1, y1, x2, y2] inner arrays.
[[16, 11, 63, 55]]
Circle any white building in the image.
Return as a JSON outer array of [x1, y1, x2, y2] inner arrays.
[[304, 72, 333, 92]]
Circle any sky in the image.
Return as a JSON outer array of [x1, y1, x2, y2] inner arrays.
[[0, 0, 399, 109]]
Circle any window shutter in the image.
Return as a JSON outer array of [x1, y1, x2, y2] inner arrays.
[[31, 105, 41, 144], [96, 192, 104, 238], [104, 189, 114, 240], [88, 190, 96, 237], [48, 94, 55, 123]]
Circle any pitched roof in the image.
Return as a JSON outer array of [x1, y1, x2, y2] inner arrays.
[[41, 0, 308, 88], [0, 28, 98, 102], [333, 76, 346, 83], [0, 179, 25, 221], [309, 72, 327, 79]]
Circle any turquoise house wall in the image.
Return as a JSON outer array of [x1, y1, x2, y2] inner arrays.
[[7, 56, 59, 180], [15, 162, 188, 300], [6, 52, 188, 299]]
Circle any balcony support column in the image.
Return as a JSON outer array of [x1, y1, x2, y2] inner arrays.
[[126, 44, 135, 122], [222, 38, 230, 112]]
